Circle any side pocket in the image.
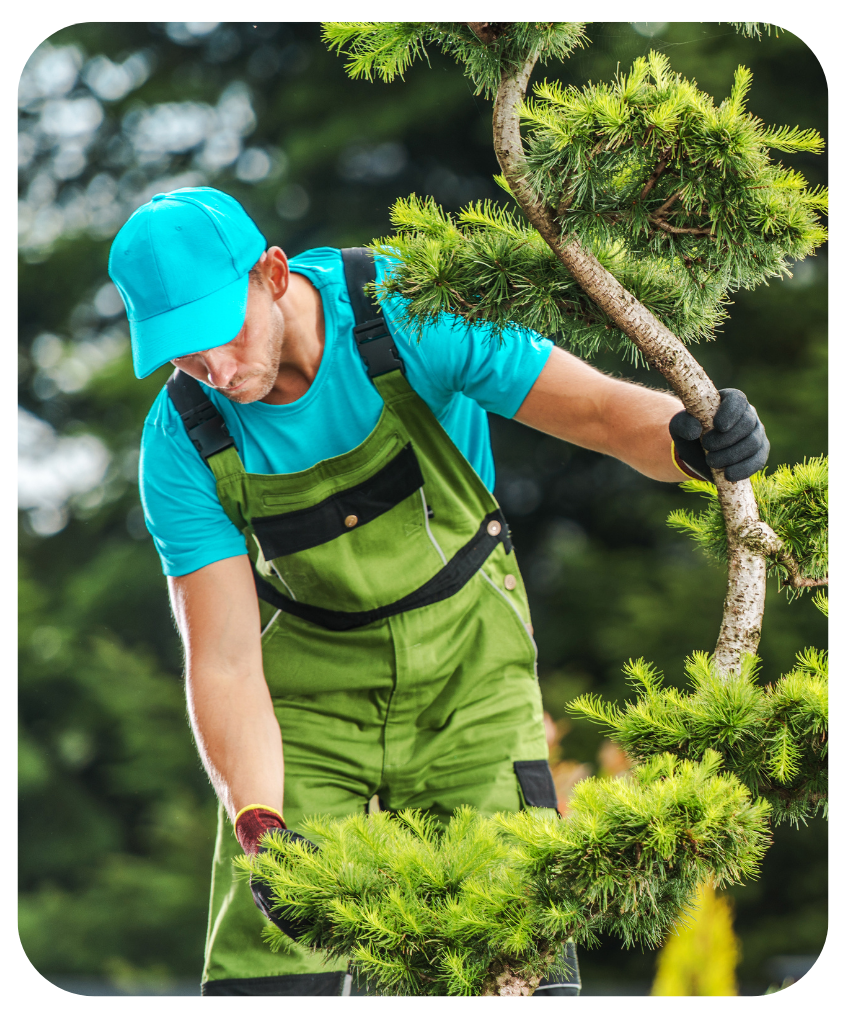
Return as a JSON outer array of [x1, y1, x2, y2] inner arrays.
[[513, 759, 559, 811]]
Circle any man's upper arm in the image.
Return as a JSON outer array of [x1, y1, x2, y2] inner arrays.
[[140, 390, 248, 577], [168, 555, 263, 678]]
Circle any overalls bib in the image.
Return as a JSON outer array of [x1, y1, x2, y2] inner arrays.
[[168, 250, 561, 996]]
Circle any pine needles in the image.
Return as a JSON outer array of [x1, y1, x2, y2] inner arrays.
[[322, 22, 588, 99], [521, 53, 826, 289], [364, 50, 825, 365], [667, 457, 828, 596], [236, 756, 770, 995], [568, 650, 828, 826]]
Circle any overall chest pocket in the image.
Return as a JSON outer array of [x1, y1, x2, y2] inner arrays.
[[250, 443, 442, 612], [251, 442, 422, 559]]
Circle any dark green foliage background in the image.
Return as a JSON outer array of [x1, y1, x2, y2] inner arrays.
[[18, 22, 826, 994]]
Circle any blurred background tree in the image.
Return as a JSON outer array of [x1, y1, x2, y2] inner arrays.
[[18, 22, 826, 995]]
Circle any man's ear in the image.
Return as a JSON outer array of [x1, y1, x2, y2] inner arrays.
[[261, 246, 289, 301]]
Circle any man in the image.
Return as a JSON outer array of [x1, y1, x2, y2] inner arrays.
[[109, 186, 768, 996]]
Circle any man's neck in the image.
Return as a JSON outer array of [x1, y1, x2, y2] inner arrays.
[[262, 271, 325, 405]]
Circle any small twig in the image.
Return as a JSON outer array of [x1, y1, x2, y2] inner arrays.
[[653, 188, 684, 218], [738, 520, 828, 590], [682, 255, 705, 290], [786, 574, 828, 589], [639, 147, 673, 200], [652, 218, 715, 238], [587, 139, 607, 162]]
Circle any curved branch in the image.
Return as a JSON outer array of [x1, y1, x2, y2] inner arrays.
[[739, 520, 829, 590], [639, 148, 672, 200], [653, 188, 683, 218], [492, 56, 767, 675], [651, 218, 716, 238]]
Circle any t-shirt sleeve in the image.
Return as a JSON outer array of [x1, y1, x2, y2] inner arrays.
[[378, 256, 555, 419], [139, 390, 248, 577]]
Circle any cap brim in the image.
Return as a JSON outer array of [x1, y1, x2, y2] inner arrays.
[[130, 273, 250, 378]]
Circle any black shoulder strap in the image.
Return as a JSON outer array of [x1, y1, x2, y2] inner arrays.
[[340, 247, 404, 378], [165, 370, 236, 462]]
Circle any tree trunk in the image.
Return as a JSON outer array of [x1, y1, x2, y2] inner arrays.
[[492, 55, 773, 675], [481, 956, 546, 995]]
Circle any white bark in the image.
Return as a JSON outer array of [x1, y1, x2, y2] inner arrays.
[[493, 57, 770, 675]]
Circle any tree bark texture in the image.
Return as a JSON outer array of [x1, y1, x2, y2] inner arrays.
[[492, 56, 779, 675], [481, 955, 547, 995]]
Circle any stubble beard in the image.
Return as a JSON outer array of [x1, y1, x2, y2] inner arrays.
[[218, 310, 285, 405]]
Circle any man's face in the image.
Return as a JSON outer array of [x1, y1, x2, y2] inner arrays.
[[171, 264, 285, 405]]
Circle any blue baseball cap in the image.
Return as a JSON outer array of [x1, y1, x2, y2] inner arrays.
[[108, 187, 267, 378]]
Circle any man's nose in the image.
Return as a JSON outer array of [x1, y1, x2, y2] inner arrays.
[[202, 346, 238, 388]]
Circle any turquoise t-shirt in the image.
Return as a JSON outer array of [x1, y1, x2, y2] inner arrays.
[[140, 247, 554, 577]]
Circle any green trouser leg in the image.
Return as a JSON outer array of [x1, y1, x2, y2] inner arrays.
[[201, 575, 552, 994]]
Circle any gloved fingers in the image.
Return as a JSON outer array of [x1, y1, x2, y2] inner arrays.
[[250, 874, 312, 941], [669, 409, 703, 442], [722, 436, 770, 481], [713, 388, 749, 432], [706, 420, 767, 469], [701, 405, 758, 452]]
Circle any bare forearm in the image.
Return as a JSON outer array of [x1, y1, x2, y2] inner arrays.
[[168, 557, 285, 826], [515, 347, 685, 482], [187, 666, 284, 825], [596, 379, 685, 481]]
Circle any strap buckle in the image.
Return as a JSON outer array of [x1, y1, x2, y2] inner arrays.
[[353, 316, 405, 378], [180, 399, 235, 461]]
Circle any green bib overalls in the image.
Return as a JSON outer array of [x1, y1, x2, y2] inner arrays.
[[168, 250, 572, 996]]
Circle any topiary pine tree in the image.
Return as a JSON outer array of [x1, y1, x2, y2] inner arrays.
[[239, 753, 771, 995], [239, 23, 827, 994]]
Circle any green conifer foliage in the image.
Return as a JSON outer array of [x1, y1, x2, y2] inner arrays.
[[667, 457, 828, 596], [322, 22, 588, 99], [238, 753, 770, 995], [368, 52, 826, 363], [568, 650, 827, 825]]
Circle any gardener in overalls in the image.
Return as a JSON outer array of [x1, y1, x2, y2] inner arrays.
[[109, 187, 768, 996]]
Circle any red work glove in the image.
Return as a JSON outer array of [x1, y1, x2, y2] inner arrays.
[[234, 803, 318, 942], [234, 804, 287, 855]]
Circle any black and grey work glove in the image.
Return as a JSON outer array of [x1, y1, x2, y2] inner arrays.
[[670, 388, 769, 483], [234, 804, 319, 942], [250, 830, 319, 943]]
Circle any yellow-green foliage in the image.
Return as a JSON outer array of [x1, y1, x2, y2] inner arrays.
[[521, 52, 826, 292], [651, 882, 740, 995], [237, 754, 770, 996], [569, 649, 828, 825], [322, 22, 588, 99], [668, 457, 828, 598], [372, 194, 730, 363]]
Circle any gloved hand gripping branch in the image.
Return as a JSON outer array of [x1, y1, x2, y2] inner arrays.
[[234, 804, 318, 942], [670, 388, 770, 483]]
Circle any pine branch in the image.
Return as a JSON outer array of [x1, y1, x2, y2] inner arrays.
[[490, 42, 767, 677], [639, 147, 672, 200], [652, 187, 683, 218], [568, 651, 828, 825], [668, 458, 828, 597], [651, 218, 715, 238], [237, 757, 771, 994]]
